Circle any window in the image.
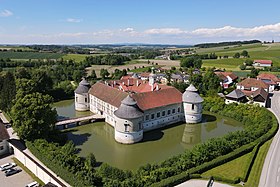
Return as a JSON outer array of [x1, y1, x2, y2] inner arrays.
[[124, 124, 129, 132], [85, 98, 87, 103], [157, 112, 160, 118], [162, 111, 166, 116], [146, 115, 150, 121], [0, 146, 3, 150], [192, 104, 195, 110], [151, 114, 155, 119], [178, 107, 181, 112], [167, 110, 171, 115], [76, 97, 78, 102]]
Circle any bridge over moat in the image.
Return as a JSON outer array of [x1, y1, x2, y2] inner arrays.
[[55, 114, 105, 129]]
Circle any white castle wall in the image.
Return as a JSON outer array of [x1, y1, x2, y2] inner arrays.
[[183, 102, 202, 123], [75, 93, 89, 111]]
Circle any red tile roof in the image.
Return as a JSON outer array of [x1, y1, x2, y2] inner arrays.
[[132, 88, 182, 110], [89, 82, 128, 108], [214, 72, 238, 81], [254, 60, 272, 64], [89, 82, 182, 111], [257, 73, 280, 84], [238, 78, 269, 90]]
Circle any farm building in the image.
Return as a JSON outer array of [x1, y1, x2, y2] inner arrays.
[[253, 60, 272, 67], [214, 72, 238, 89]]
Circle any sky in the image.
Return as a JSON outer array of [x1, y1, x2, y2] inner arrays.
[[0, 0, 280, 44]]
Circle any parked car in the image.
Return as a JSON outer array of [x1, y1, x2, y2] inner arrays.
[[0, 162, 17, 171], [25, 181, 39, 187], [5, 168, 22, 176]]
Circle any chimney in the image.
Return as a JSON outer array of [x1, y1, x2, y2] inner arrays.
[[151, 84, 154, 92], [136, 80, 139, 87], [114, 81, 116, 86], [128, 79, 130, 86], [156, 84, 159, 91]]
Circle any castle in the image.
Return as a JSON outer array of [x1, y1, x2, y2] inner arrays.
[[74, 73, 203, 144]]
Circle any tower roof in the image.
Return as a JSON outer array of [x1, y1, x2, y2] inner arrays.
[[114, 95, 144, 119], [74, 78, 90, 94], [182, 84, 203, 103]]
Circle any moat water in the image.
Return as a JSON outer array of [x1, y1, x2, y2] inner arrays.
[[54, 99, 243, 170]]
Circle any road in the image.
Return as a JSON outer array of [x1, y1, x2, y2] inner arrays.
[[259, 91, 280, 187]]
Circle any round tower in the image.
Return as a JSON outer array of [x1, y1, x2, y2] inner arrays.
[[182, 84, 203, 123], [114, 95, 144, 144], [74, 78, 90, 111]]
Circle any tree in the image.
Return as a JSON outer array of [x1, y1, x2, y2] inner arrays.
[[244, 59, 253, 66], [90, 69, 97, 80], [241, 50, 249, 57], [248, 68, 260, 78], [31, 69, 53, 94], [0, 71, 16, 111], [180, 56, 202, 68], [100, 69, 110, 79], [239, 64, 246, 70], [233, 52, 240, 58], [11, 92, 57, 140]]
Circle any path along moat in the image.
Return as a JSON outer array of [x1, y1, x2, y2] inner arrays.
[[54, 99, 243, 170]]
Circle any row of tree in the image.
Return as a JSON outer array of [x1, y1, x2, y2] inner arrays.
[[84, 54, 130, 65]]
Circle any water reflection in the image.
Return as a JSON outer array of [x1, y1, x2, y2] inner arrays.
[[182, 124, 201, 148]]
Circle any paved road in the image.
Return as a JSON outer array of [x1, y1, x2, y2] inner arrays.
[[259, 91, 280, 187], [176, 179, 232, 187]]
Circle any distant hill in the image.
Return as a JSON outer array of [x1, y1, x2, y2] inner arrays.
[[194, 40, 261, 48]]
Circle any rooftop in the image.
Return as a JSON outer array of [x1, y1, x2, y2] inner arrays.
[[237, 78, 269, 90], [254, 60, 272, 64]]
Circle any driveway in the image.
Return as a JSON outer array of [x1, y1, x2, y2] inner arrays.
[[0, 155, 35, 187]]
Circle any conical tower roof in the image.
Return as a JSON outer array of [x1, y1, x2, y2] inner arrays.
[[114, 95, 144, 119], [182, 84, 204, 103], [74, 78, 90, 94]]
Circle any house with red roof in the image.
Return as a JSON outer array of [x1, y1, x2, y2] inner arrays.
[[253, 60, 272, 67], [257, 73, 280, 92], [233, 78, 270, 107], [214, 72, 238, 88]]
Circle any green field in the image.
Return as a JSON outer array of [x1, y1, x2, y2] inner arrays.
[[62, 53, 104, 62], [0, 51, 63, 59], [198, 43, 280, 70]]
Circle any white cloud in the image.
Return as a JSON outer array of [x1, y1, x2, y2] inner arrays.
[[0, 9, 13, 17], [144, 28, 186, 35], [66, 18, 83, 23], [2, 23, 280, 44]]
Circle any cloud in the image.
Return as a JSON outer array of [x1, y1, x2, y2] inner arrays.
[[66, 18, 83, 23], [0, 9, 13, 17], [144, 28, 186, 35], [2, 22, 280, 44]]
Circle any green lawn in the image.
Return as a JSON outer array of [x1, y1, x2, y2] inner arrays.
[[62, 53, 104, 62], [202, 152, 252, 182], [245, 139, 272, 187], [202, 58, 244, 70]]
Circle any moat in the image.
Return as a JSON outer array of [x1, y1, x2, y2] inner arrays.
[[54, 99, 243, 170]]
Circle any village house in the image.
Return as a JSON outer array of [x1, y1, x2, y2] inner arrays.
[[257, 73, 280, 91], [228, 78, 270, 107], [253, 60, 272, 67], [74, 73, 203, 144], [214, 72, 238, 89], [225, 89, 247, 104]]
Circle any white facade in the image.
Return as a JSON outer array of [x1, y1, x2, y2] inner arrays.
[[75, 93, 89, 111], [183, 102, 203, 123]]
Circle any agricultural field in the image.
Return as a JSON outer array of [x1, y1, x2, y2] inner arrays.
[[138, 59, 180, 68], [86, 63, 150, 78], [62, 53, 104, 62], [0, 51, 63, 60], [197, 43, 280, 70]]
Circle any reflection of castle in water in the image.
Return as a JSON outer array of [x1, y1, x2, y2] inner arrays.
[[182, 124, 201, 146]]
